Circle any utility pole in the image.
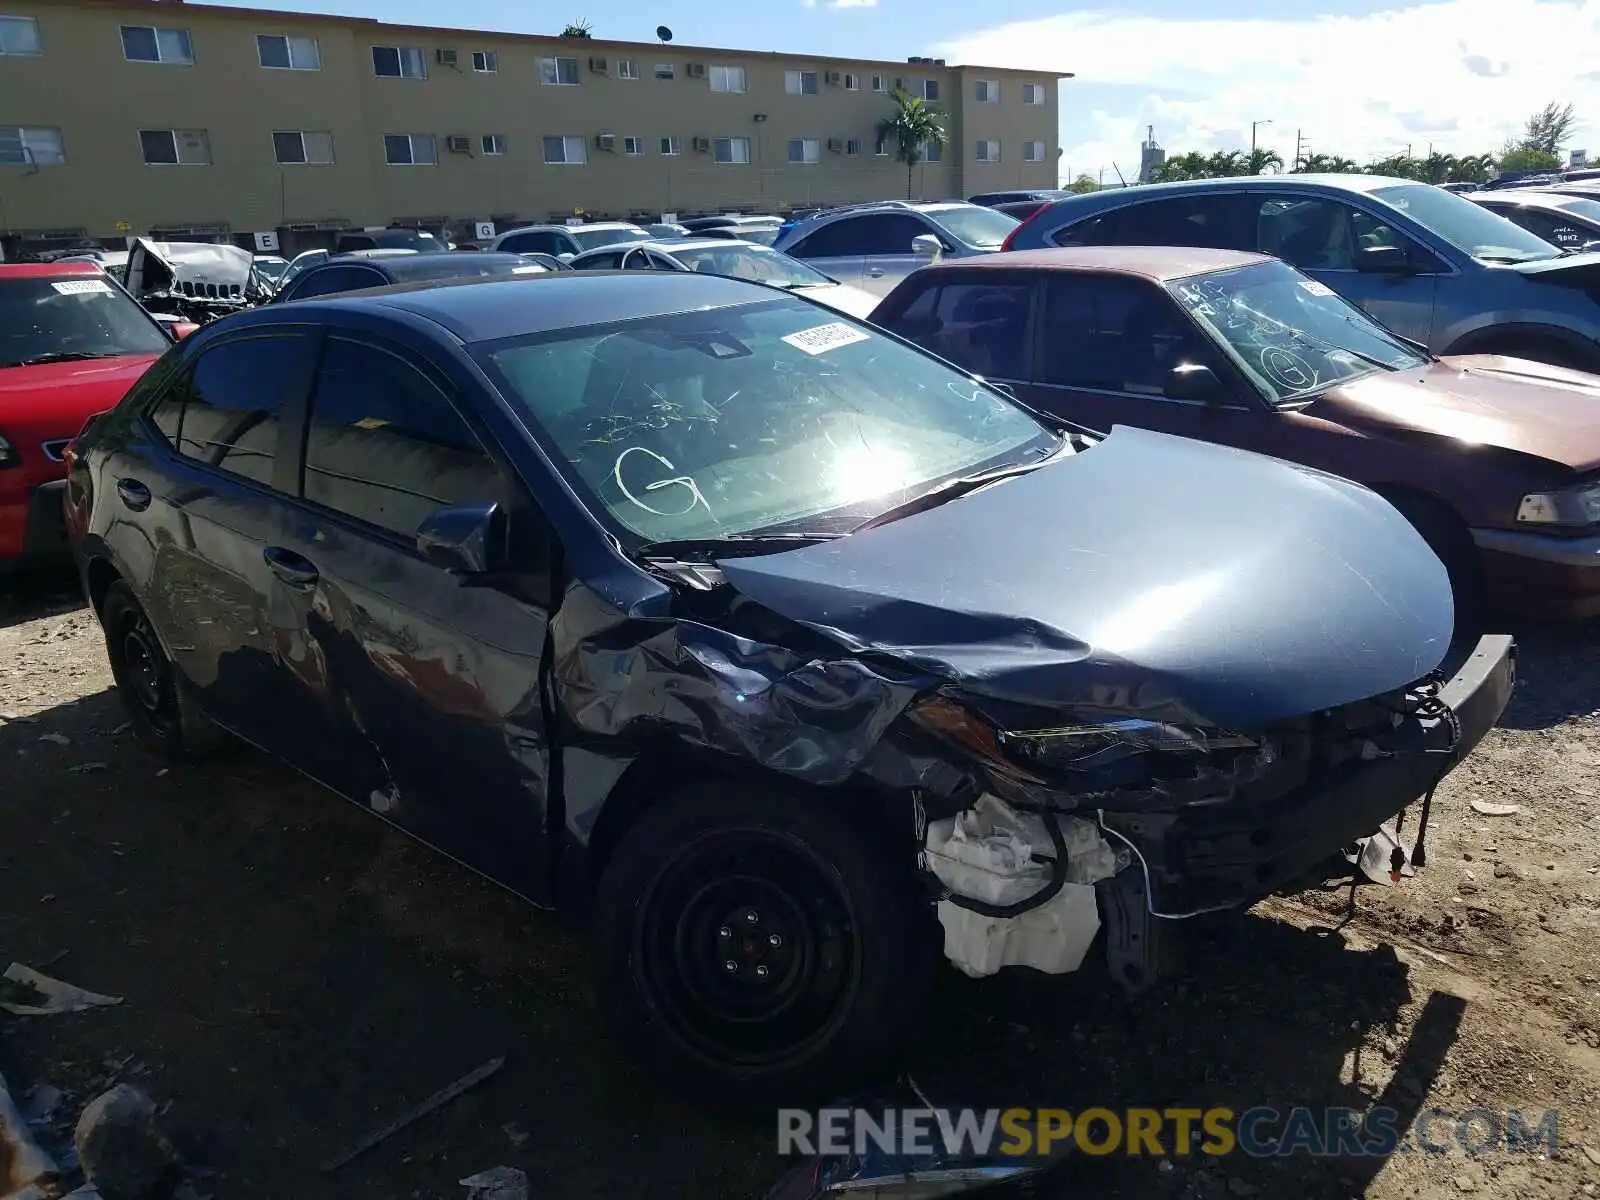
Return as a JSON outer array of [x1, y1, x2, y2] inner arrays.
[[1251, 118, 1272, 157], [1294, 129, 1304, 171]]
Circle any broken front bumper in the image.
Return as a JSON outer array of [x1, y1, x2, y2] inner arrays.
[[1109, 634, 1516, 916]]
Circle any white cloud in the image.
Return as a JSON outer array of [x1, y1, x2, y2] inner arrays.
[[802, 0, 879, 8], [935, 0, 1600, 179]]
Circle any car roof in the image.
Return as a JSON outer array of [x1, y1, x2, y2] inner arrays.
[[316, 251, 533, 281], [500, 222, 641, 235], [1476, 190, 1593, 211], [937, 245, 1271, 282], [0, 261, 105, 278], [271, 270, 786, 342]]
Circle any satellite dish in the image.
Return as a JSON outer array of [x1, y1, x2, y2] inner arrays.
[[656, 24, 673, 42]]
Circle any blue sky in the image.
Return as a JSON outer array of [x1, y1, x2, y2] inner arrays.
[[220, 0, 1600, 180]]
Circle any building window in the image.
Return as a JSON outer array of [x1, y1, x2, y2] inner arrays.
[[873, 137, 888, 157], [654, 62, 674, 79], [709, 64, 746, 93], [383, 133, 436, 165], [623, 136, 643, 156], [713, 136, 750, 164], [273, 129, 334, 164], [1023, 140, 1046, 163], [617, 58, 639, 79], [121, 25, 192, 65], [472, 50, 497, 72], [256, 34, 319, 70], [140, 128, 210, 166], [539, 56, 579, 85], [1023, 82, 1046, 105], [0, 16, 41, 56], [659, 135, 682, 155], [787, 138, 820, 164], [975, 139, 1001, 162], [975, 79, 999, 103], [785, 69, 818, 95], [871, 73, 887, 92], [481, 134, 507, 155], [923, 139, 942, 163], [921, 79, 939, 102], [846, 138, 863, 156], [372, 45, 426, 77], [0, 126, 64, 165], [543, 135, 586, 164], [843, 72, 860, 91]]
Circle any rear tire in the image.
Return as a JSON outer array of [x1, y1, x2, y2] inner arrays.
[[101, 580, 228, 759], [1382, 493, 1484, 637], [594, 782, 934, 1112]]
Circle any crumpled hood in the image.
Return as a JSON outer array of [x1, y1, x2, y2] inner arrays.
[[125, 237, 254, 296], [1325, 356, 1600, 472], [718, 426, 1454, 729]]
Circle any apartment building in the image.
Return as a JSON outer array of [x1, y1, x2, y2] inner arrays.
[[0, 0, 1068, 254]]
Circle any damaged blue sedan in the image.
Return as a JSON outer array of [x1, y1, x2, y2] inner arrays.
[[63, 270, 1515, 1111]]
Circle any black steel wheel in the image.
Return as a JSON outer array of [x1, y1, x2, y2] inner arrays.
[[596, 783, 934, 1111], [100, 579, 227, 757]]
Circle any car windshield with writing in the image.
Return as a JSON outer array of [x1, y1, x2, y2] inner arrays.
[[1168, 260, 1429, 405], [927, 206, 1020, 249], [1372, 183, 1564, 263], [475, 296, 1057, 546], [670, 244, 836, 289], [0, 276, 171, 368], [573, 227, 652, 251]]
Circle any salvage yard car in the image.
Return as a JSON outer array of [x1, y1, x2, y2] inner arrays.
[[64, 271, 1514, 1110], [1004, 175, 1600, 371], [268, 251, 547, 303], [872, 247, 1600, 619], [0, 262, 174, 569]]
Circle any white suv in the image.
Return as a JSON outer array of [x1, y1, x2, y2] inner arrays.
[[771, 201, 1019, 298]]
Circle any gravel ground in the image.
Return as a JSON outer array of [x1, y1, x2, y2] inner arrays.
[[3, 567, 1600, 1199]]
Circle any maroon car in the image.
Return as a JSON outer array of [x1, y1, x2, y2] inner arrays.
[[871, 246, 1600, 621]]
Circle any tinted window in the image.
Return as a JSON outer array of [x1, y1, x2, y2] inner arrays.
[[283, 265, 385, 300], [787, 217, 877, 258], [337, 235, 378, 251], [857, 214, 937, 255], [1037, 275, 1216, 396], [1500, 208, 1590, 250], [1056, 195, 1244, 250], [303, 338, 501, 539], [1254, 196, 1419, 271], [885, 279, 1033, 380], [499, 231, 566, 255], [576, 249, 630, 269], [168, 335, 312, 486]]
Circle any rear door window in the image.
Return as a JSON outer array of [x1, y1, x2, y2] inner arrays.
[[283, 265, 386, 300], [161, 333, 318, 487], [498, 231, 564, 256], [1055, 194, 1247, 250]]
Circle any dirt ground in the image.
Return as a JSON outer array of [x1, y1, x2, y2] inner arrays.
[[4, 566, 1600, 1200]]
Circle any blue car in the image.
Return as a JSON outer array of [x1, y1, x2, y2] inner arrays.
[[1004, 174, 1600, 370]]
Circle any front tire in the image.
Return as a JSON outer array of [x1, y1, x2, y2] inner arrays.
[[594, 783, 934, 1112], [101, 580, 226, 758], [1383, 493, 1484, 636]]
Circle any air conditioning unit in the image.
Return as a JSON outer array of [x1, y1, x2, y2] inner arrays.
[[686, 62, 707, 78], [588, 56, 608, 73], [436, 47, 458, 66], [595, 132, 616, 151], [825, 70, 842, 86], [445, 135, 472, 154], [692, 135, 712, 152], [826, 137, 844, 153]]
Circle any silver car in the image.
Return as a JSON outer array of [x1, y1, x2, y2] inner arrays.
[[1004, 175, 1600, 371], [772, 200, 1018, 298], [487, 222, 652, 261]]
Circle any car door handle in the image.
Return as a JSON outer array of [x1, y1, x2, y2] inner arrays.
[[115, 478, 151, 512], [263, 546, 319, 589], [866, 267, 886, 277]]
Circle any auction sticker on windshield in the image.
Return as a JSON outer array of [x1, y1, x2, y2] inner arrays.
[[783, 322, 872, 356], [1298, 280, 1336, 297], [51, 279, 113, 296]]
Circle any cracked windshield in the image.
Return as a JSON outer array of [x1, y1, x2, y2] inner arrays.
[[481, 297, 1055, 543], [1169, 260, 1428, 403]]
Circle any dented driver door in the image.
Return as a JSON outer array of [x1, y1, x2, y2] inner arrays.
[[274, 333, 557, 904]]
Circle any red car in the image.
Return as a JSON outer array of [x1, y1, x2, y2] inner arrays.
[[0, 262, 176, 569]]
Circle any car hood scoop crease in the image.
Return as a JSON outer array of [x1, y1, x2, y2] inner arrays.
[[719, 426, 1455, 728]]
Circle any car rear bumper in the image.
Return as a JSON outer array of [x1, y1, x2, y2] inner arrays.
[[1472, 527, 1600, 618], [0, 480, 70, 567], [1125, 634, 1516, 911]]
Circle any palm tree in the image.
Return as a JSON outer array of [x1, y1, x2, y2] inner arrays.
[[1203, 150, 1249, 177], [1451, 153, 1496, 183], [1295, 152, 1360, 173], [878, 88, 947, 200], [1151, 152, 1211, 182], [1366, 153, 1423, 179], [1246, 147, 1284, 175], [1418, 151, 1457, 184]]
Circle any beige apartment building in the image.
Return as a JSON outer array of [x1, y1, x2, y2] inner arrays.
[[0, 0, 1067, 255]]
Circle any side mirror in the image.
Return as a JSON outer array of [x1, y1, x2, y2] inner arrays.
[[416, 501, 506, 578], [1167, 362, 1228, 404], [557, 252, 576, 264], [911, 234, 943, 261], [170, 321, 200, 341], [1356, 244, 1412, 274]]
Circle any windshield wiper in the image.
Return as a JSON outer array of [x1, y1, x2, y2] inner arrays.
[[849, 445, 1062, 535], [10, 351, 122, 367], [634, 531, 836, 559]]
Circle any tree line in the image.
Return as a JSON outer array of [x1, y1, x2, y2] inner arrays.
[[1132, 102, 1579, 186]]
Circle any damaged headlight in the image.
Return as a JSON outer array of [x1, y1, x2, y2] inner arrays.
[[999, 719, 1267, 776], [1517, 480, 1600, 528]]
